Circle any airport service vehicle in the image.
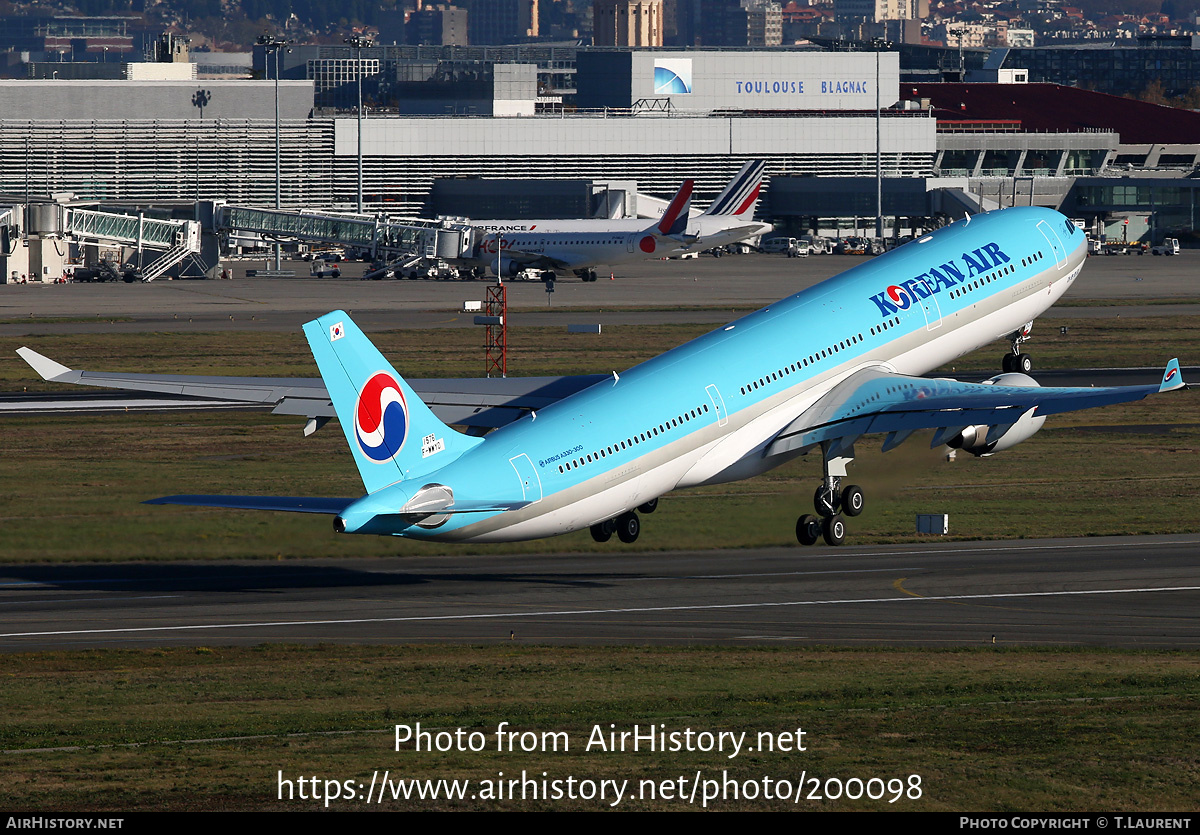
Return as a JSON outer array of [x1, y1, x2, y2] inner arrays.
[[1102, 241, 1146, 256], [1151, 238, 1180, 256], [760, 237, 797, 253], [466, 160, 772, 281], [20, 207, 1186, 547]]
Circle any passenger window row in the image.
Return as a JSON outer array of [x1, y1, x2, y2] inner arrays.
[[949, 262, 1018, 300], [557, 402, 712, 474], [739, 331, 868, 398]]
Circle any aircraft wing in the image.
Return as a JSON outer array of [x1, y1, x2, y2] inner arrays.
[[494, 246, 581, 272], [767, 361, 1185, 458], [16, 347, 606, 431]]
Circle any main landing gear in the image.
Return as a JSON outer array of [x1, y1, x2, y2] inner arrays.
[[574, 268, 599, 282], [1001, 322, 1034, 373], [590, 498, 658, 544], [796, 442, 864, 547]]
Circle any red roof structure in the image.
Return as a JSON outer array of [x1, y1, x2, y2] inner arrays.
[[907, 83, 1200, 144]]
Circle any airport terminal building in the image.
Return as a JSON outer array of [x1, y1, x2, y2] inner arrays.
[[0, 50, 932, 217], [1, 46, 1193, 243]]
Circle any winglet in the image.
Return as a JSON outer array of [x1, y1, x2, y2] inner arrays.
[[656, 179, 694, 237], [1159, 358, 1185, 392], [16, 347, 74, 382]]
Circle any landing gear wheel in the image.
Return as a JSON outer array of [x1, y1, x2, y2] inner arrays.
[[616, 512, 640, 543], [822, 514, 846, 546], [840, 484, 865, 517], [1002, 354, 1014, 373], [637, 498, 658, 514], [814, 485, 839, 517], [590, 519, 616, 543], [1017, 354, 1033, 373], [796, 514, 821, 546]]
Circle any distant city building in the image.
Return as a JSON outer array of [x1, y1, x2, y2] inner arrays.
[[1000, 36, 1200, 98], [257, 43, 577, 109], [744, 0, 783, 46], [834, 0, 926, 25], [459, 0, 540, 44], [594, 0, 665, 47], [406, 5, 470, 46], [0, 15, 136, 62], [672, 0, 782, 47]]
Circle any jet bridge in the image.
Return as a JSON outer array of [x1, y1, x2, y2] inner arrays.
[[215, 205, 476, 260], [63, 207, 202, 281]]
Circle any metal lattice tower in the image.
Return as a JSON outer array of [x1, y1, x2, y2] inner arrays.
[[484, 282, 507, 378]]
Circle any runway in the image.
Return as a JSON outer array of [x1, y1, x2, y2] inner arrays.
[[2, 534, 1198, 651], [3, 250, 1199, 337]]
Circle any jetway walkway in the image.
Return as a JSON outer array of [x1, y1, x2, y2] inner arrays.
[[63, 207, 202, 281], [6, 200, 477, 281], [215, 205, 476, 260]]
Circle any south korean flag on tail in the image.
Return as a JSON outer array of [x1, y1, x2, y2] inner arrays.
[[330, 321, 345, 341]]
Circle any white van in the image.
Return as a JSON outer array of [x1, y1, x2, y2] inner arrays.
[[760, 237, 797, 253]]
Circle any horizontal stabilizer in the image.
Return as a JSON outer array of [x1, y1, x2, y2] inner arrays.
[[144, 495, 356, 514]]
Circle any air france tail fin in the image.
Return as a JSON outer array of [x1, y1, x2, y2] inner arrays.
[[653, 179, 694, 237], [703, 160, 766, 218], [303, 311, 481, 493]]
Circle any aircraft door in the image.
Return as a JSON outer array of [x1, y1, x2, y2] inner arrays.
[[918, 277, 942, 331], [705, 384, 729, 427], [1036, 220, 1068, 269], [509, 454, 543, 504]]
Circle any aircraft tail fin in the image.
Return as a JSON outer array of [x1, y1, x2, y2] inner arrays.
[[654, 179, 694, 237], [302, 311, 482, 493], [1160, 358, 1185, 392], [703, 160, 766, 218]]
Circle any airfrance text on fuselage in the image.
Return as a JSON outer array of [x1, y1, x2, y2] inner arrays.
[[868, 242, 1011, 318]]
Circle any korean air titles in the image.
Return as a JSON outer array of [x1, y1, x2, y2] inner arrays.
[[868, 241, 1011, 317]]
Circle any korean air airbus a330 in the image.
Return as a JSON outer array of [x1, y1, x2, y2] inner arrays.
[[19, 206, 1186, 546]]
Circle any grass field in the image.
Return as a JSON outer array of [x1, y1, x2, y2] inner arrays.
[[2, 645, 1198, 811]]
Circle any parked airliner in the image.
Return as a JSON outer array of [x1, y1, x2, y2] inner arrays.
[[19, 206, 1184, 546], [467, 160, 771, 281]]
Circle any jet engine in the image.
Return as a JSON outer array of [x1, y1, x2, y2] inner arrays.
[[492, 257, 525, 278], [946, 372, 1046, 456]]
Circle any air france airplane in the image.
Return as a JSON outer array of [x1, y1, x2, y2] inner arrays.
[[20, 206, 1185, 546], [467, 160, 771, 282], [470, 177, 693, 283]]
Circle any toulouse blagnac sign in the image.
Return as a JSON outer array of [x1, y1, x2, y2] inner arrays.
[[653, 58, 876, 104]]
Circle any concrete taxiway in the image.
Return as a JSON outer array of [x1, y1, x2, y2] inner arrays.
[[1, 534, 1198, 651], [2, 250, 1198, 337]]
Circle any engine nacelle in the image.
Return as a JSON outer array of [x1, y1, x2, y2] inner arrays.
[[946, 372, 1046, 456], [492, 257, 525, 278]]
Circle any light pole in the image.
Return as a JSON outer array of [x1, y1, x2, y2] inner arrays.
[[344, 36, 373, 214], [257, 34, 292, 268], [870, 38, 893, 241]]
